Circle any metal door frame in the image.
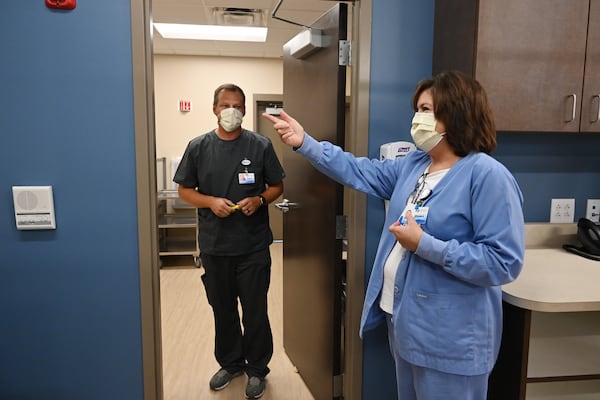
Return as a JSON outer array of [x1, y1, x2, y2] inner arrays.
[[132, 1, 374, 399]]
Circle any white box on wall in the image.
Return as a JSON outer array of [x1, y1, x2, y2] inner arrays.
[[12, 186, 56, 230]]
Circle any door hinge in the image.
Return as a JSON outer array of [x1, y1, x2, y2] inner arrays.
[[339, 40, 351, 66], [336, 215, 347, 240], [333, 373, 344, 397]]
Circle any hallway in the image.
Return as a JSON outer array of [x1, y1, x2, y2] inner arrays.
[[160, 243, 315, 400]]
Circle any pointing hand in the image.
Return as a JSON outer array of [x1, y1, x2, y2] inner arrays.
[[262, 110, 305, 148]]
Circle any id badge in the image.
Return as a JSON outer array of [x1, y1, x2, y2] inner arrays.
[[412, 205, 429, 224], [398, 204, 429, 225], [238, 172, 255, 184]]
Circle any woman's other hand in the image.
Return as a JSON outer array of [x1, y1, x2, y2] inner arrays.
[[389, 211, 423, 252]]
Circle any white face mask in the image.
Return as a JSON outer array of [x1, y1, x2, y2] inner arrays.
[[219, 108, 244, 132], [410, 112, 446, 152]]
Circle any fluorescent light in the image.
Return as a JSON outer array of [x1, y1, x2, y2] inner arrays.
[[154, 23, 267, 42], [284, 29, 323, 59]]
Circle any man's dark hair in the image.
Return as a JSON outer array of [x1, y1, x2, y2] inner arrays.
[[213, 83, 246, 106]]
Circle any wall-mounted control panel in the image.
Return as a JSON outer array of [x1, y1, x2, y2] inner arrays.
[[12, 186, 56, 230], [587, 199, 600, 223]]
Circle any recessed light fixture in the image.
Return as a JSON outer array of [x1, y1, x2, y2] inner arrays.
[[154, 23, 268, 42]]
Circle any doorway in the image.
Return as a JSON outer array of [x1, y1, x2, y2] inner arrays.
[[134, 2, 373, 400], [255, 97, 285, 241]]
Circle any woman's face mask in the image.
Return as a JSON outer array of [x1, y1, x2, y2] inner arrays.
[[219, 107, 244, 132], [410, 112, 446, 152]]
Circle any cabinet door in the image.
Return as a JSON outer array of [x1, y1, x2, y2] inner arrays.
[[476, 0, 589, 132], [581, 0, 600, 132]]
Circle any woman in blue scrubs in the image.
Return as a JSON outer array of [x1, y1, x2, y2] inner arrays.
[[263, 70, 525, 399]]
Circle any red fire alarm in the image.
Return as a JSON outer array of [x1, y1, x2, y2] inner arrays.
[[46, 0, 76, 10]]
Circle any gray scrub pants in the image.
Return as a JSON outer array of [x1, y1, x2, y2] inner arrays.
[[201, 248, 273, 378]]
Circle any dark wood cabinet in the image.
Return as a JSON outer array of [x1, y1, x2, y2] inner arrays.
[[433, 0, 600, 133], [582, 0, 600, 132], [489, 302, 600, 400]]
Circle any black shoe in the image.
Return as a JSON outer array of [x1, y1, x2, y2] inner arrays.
[[209, 368, 242, 391], [245, 376, 265, 399]]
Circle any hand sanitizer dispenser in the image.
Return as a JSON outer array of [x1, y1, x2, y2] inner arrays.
[[380, 141, 416, 161]]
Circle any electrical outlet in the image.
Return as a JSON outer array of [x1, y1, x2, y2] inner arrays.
[[586, 199, 600, 222], [550, 198, 575, 223]]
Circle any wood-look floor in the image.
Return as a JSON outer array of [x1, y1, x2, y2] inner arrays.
[[160, 243, 315, 400]]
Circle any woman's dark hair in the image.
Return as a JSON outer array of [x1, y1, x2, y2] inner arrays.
[[411, 70, 496, 156], [213, 83, 246, 106]]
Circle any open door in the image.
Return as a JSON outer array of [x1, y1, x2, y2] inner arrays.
[[280, 4, 347, 400]]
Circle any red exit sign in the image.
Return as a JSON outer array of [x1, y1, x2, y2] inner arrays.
[[179, 100, 192, 112]]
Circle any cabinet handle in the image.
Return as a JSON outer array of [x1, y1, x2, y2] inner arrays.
[[592, 94, 600, 123], [566, 94, 577, 122]]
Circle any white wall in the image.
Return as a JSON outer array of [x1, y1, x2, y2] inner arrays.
[[153, 54, 283, 181]]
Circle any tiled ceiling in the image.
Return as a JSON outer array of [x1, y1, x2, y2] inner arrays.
[[152, 0, 339, 58]]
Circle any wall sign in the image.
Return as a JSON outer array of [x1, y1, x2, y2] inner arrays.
[[179, 100, 192, 112]]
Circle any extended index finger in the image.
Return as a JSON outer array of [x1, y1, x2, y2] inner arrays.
[[262, 112, 281, 124]]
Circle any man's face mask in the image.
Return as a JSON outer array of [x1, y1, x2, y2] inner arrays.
[[410, 112, 446, 152], [219, 107, 244, 132]]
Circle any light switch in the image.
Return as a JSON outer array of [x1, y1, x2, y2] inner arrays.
[[12, 186, 56, 230]]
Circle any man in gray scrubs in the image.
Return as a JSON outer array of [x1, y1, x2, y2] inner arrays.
[[174, 83, 285, 399]]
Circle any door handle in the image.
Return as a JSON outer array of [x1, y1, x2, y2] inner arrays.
[[592, 94, 600, 123], [274, 198, 300, 213], [565, 93, 577, 123]]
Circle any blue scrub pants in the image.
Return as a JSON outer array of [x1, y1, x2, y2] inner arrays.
[[386, 315, 489, 400]]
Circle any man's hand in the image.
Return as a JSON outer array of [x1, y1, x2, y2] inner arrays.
[[262, 110, 305, 148], [235, 196, 261, 217], [210, 197, 238, 218]]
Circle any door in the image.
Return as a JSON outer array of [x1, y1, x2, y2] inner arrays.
[[581, 0, 600, 133], [280, 4, 347, 400], [433, 0, 590, 132], [476, 0, 588, 132]]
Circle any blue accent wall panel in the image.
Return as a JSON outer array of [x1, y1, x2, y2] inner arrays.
[[363, 0, 435, 398], [0, 2, 144, 399]]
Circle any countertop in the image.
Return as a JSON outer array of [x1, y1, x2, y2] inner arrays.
[[501, 223, 600, 312]]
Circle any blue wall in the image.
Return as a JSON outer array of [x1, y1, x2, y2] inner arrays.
[[362, 1, 436, 398], [363, 0, 600, 399], [0, 3, 144, 399], [494, 132, 600, 222]]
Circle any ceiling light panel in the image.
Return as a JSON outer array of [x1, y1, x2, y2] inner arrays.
[[154, 23, 268, 42]]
